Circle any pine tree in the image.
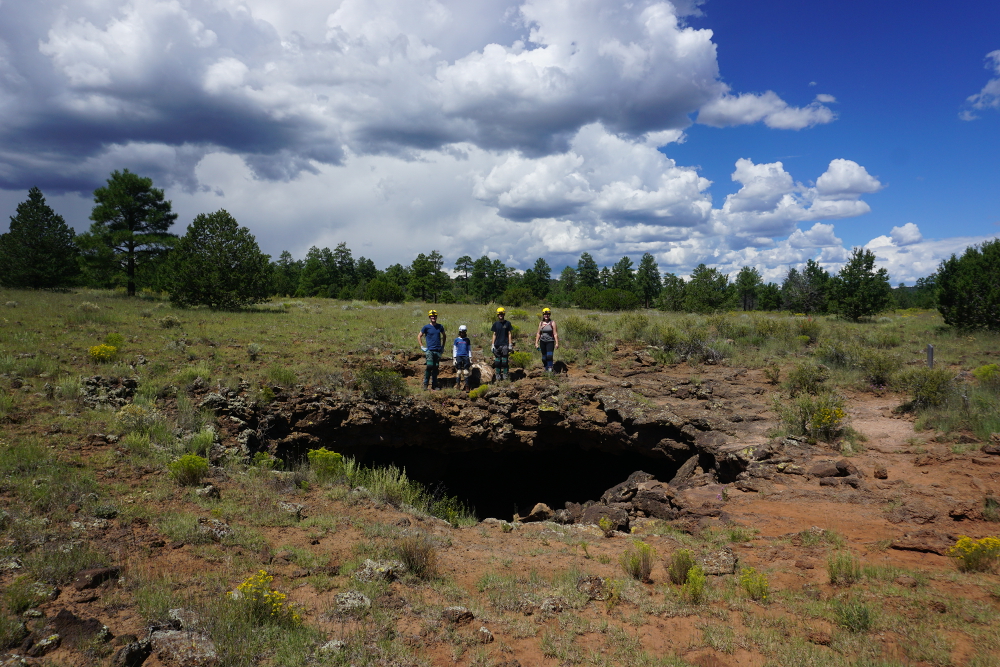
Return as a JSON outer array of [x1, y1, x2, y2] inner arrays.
[[168, 210, 272, 310], [734, 266, 762, 311], [683, 264, 733, 313], [610, 256, 635, 292], [635, 253, 662, 308], [0, 187, 80, 288], [577, 252, 600, 289], [77, 169, 177, 296]]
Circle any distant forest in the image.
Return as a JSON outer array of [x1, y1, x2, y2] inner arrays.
[[2, 175, 996, 328]]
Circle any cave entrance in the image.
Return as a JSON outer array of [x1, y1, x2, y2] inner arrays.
[[347, 443, 683, 521]]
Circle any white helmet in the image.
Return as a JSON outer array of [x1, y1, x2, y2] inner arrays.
[[458, 324, 468, 332]]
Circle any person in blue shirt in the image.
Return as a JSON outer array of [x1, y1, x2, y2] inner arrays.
[[452, 324, 472, 390], [417, 309, 446, 390]]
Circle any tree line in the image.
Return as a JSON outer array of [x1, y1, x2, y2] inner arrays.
[[0, 172, 996, 328]]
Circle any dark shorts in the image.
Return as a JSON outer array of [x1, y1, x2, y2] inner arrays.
[[493, 345, 510, 357], [455, 356, 470, 370], [425, 350, 441, 366]]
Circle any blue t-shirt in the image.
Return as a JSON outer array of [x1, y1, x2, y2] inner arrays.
[[421, 322, 445, 351], [453, 336, 471, 357]]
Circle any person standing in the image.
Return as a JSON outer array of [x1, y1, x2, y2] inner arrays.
[[490, 307, 514, 381], [534, 307, 559, 372], [452, 324, 472, 390], [417, 309, 446, 390]]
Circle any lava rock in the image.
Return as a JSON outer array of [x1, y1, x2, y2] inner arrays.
[[809, 461, 841, 478], [696, 546, 737, 575], [151, 630, 219, 667], [577, 575, 608, 600], [581, 504, 630, 532], [112, 640, 152, 667], [442, 606, 474, 624], [73, 566, 121, 590], [873, 464, 888, 479], [517, 503, 553, 522], [334, 591, 371, 613]]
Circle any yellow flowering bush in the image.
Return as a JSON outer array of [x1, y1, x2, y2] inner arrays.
[[88, 344, 118, 363], [233, 570, 302, 626], [948, 536, 1000, 573], [738, 567, 769, 602]]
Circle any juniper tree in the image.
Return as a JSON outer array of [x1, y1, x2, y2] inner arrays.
[[829, 248, 892, 321], [168, 209, 271, 310]]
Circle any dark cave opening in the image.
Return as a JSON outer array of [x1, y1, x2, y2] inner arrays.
[[346, 443, 687, 520]]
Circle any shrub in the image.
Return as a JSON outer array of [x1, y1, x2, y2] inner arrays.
[[500, 286, 535, 307], [508, 351, 533, 369], [833, 599, 875, 633], [598, 516, 615, 538], [507, 309, 529, 321], [985, 497, 1000, 523], [763, 364, 780, 385], [619, 540, 655, 583], [3, 576, 53, 614], [187, 429, 214, 456], [104, 332, 125, 348], [307, 448, 344, 483], [972, 363, 1000, 388], [252, 452, 281, 470], [232, 570, 302, 626], [247, 343, 262, 362], [738, 567, 769, 602], [948, 536, 1000, 573], [667, 549, 695, 585], [562, 315, 602, 344], [785, 362, 830, 396], [267, 366, 296, 387], [88, 344, 118, 363], [681, 564, 706, 603], [115, 403, 161, 434], [468, 385, 490, 399], [855, 348, 902, 387], [776, 392, 847, 442], [895, 367, 954, 408], [393, 534, 438, 580], [617, 312, 650, 342], [168, 454, 209, 486], [827, 551, 862, 586], [158, 315, 180, 329], [355, 367, 407, 400]]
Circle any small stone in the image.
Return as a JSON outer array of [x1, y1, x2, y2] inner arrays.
[[111, 640, 152, 667], [442, 606, 474, 624], [334, 591, 371, 613], [27, 634, 61, 657], [517, 503, 553, 522], [576, 575, 608, 601], [539, 597, 563, 613], [477, 627, 494, 643], [696, 546, 737, 575], [195, 485, 220, 500], [873, 464, 888, 479], [894, 575, 918, 588], [352, 559, 403, 583], [317, 640, 346, 653], [819, 477, 843, 487], [196, 518, 232, 541], [807, 631, 831, 646], [73, 566, 121, 590], [277, 501, 304, 520], [167, 608, 201, 630]]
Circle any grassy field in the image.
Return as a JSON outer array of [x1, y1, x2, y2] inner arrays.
[[2, 288, 999, 666]]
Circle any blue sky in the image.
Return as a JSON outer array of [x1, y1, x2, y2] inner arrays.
[[672, 0, 1000, 256], [0, 0, 997, 284]]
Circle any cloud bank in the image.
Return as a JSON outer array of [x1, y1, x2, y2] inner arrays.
[[2, 0, 983, 285]]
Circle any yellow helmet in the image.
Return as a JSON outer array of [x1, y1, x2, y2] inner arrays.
[[541, 307, 551, 314], [428, 309, 438, 316], [496, 307, 505, 314]]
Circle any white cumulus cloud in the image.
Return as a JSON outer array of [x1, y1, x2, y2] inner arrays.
[[697, 90, 836, 130]]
